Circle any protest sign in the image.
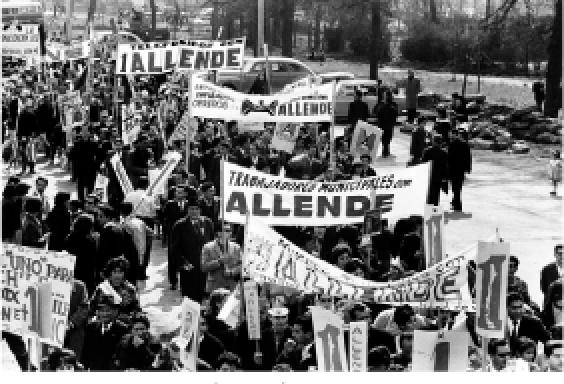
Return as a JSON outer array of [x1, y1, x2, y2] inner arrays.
[[2, 24, 41, 64], [243, 281, 261, 340], [350, 121, 382, 163], [168, 112, 197, 145], [310, 306, 348, 371], [243, 217, 472, 308], [109, 153, 134, 195], [423, 205, 445, 268], [1, 244, 76, 347], [175, 297, 200, 372], [146, 151, 182, 197], [270, 123, 300, 153], [94, 173, 109, 203], [2, 338, 21, 371], [237, 121, 265, 133], [121, 105, 141, 145], [223, 160, 430, 226], [191, 77, 335, 123], [116, 39, 245, 74], [349, 321, 368, 372], [412, 330, 469, 372], [475, 241, 510, 338], [218, 286, 241, 329]]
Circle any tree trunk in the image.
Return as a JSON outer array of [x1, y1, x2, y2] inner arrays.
[[307, 12, 312, 52], [544, 0, 562, 117], [212, 2, 219, 40], [224, 8, 234, 39], [430, 0, 438, 23], [486, 0, 491, 19], [314, 5, 321, 51], [239, 14, 245, 38], [281, 0, 294, 56], [370, 0, 381, 80], [150, 0, 156, 37]]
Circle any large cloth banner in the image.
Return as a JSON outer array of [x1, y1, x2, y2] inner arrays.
[[2, 24, 41, 63], [475, 241, 510, 338], [348, 321, 368, 372], [243, 218, 472, 308], [412, 330, 469, 372], [223, 161, 430, 226], [310, 306, 348, 372], [173, 297, 200, 372], [191, 77, 335, 123], [116, 38, 245, 74], [1, 244, 76, 347]]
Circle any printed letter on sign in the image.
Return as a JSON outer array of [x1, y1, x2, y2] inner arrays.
[[475, 241, 509, 338]]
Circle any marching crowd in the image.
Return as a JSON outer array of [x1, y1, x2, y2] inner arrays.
[[2, 62, 562, 372]]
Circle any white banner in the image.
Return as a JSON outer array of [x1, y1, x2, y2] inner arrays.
[[116, 39, 245, 74], [243, 281, 261, 340], [350, 121, 382, 163], [218, 286, 241, 329], [243, 218, 472, 308], [311, 306, 348, 372], [412, 330, 469, 372], [237, 121, 265, 133], [223, 161, 430, 226], [270, 123, 300, 153], [1, 245, 76, 347], [110, 153, 134, 195], [423, 205, 446, 268], [191, 77, 335, 123], [174, 297, 200, 372], [1, 24, 41, 63], [475, 241, 510, 338], [349, 321, 368, 372], [146, 151, 182, 197]]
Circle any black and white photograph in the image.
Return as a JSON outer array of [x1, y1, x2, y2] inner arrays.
[[0, 0, 562, 378]]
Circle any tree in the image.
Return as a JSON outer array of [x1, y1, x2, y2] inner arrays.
[[370, 0, 382, 80], [281, 0, 295, 57]]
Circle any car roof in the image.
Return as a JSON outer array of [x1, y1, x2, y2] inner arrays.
[[244, 56, 305, 62], [337, 79, 379, 85], [319, 72, 355, 78]]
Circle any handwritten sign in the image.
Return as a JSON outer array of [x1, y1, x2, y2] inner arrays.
[[175, 297, 200, 372], [1, 245, 76, 347], [243, 281, 261, 340], [475, 241, 510, 338], [349, 321, 368, 372]]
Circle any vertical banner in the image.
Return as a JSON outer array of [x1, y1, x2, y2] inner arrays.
[[109, 153, 134, 195], [423, 205, 446, 268], [412, 330, 469, 372], [348, 321, 368, 372], [243, 281, 261, 340], [475, 241, 510, 338], [175, 297, 200, 372], [310, 306, 348, 372]]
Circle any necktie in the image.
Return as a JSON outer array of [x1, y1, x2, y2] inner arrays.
[[512, 320, 518, 337]]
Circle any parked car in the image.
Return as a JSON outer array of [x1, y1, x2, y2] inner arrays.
[[334, 79, 379, 124], [216, 56, 316, 93], [319, 72, 355, 84]]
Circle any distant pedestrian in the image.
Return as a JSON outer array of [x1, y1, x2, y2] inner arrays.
[[405, 70, 421, 124], [447, 129, 472, 212], [549, 150, 562, 196], [533, 81, 545, 113], [421, 134, 448, 206]]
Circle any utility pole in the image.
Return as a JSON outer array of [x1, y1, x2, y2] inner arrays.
[[258, 0, 264, 56]]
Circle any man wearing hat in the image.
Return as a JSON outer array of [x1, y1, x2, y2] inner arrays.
[[46, 192, 71, 251], [21, 197, 45, 248], [170, 191, 214, 298], [421, 134, 449, 206], [447, 128, 472, 212]]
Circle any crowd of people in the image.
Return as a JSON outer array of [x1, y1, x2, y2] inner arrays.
[[1, 60, 562, 372]]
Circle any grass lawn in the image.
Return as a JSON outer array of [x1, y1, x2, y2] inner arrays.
[[305, 59, 538, 109]]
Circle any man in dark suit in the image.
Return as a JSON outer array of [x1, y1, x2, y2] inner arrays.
[[170, 193, 214, 301], [81, 295, 129, 370], [240, 144, 267, 170], [506, 292, 550, 356], [164, 186, 188, 289], [541, 244, 563, 298], [421, 134, 449, 206], [256, 307, 293, 371], [447, 129, 472, 212], [198, 306, 226, 368]]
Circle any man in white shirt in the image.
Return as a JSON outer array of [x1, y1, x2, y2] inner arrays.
[[124, 176, 156, 279], [31, 176, 51, 221], [121, 201, 152, 283]]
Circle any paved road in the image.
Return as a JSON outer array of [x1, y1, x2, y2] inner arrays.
[[4, 131, 561, 335]]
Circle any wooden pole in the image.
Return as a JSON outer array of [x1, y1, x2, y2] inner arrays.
[[264, 43, 271, 94], [185, 72, 193, 175], [258, 0, 265, 56], [329, 80, 337, 171]]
